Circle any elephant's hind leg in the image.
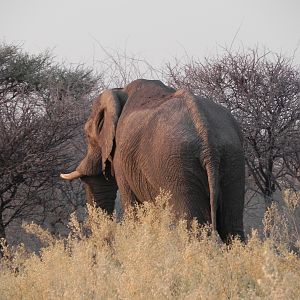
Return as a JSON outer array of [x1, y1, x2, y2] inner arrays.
[[217, 181, 245, 243]]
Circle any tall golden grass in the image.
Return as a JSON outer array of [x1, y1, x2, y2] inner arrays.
[[1, 190, 300, 299]]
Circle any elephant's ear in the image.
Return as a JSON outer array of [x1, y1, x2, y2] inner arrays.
[[93, 89, 126, 174]]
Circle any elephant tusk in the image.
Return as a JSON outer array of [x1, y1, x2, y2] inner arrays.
[[60, 170, 82, 181]]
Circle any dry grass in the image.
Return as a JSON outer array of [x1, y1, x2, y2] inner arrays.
[[1, 190, 300, 299]]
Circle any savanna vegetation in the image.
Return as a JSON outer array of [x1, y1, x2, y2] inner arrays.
[[0, 42, 300, 299], [0, 44, 98, 240], [1, 191, 300, 299]]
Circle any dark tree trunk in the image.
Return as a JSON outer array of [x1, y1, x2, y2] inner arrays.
[[264, 158, 276, 210], [264, 192, 274, 210], [0, 212, 5, 239], [0, 211, 6, 258]]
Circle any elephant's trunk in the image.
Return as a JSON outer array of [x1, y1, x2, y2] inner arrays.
[[61, 169, 117, 214], [60, 145, 117, 214], [81, 175, 117, 214]]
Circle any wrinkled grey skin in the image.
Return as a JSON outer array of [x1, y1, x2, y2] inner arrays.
[[61, 79, 245, 242]]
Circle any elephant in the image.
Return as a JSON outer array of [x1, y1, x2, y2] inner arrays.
[[61, 79, 245, 242]]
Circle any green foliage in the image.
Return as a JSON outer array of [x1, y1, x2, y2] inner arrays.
[[0, 43, 99, 98]]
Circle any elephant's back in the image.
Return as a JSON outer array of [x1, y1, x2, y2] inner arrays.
[[117, 90, 243, 156], [122, 79, 175, 112], [116, 95, 205, 180], [115, 95, 208, 204], [196, 96, 244, 149]]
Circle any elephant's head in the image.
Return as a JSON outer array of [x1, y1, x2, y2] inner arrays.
[[60, 88, 127, 214]]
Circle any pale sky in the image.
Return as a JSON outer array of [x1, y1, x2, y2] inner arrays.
[[1, 0, 300, 70]]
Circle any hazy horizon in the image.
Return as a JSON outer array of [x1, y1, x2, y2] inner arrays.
[[1, 0, 300, 70]]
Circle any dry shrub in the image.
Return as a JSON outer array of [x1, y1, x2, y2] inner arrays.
[[263, 189, 300, 251], [1, 191, 300, 299]]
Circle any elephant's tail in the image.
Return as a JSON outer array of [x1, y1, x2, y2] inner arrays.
[[206, 163, 219, 232], [182, 90, 220, 232]]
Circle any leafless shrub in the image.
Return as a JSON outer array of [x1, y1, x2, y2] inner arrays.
[[93, 43, 162, 87], [0, 44, 101, 242]]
